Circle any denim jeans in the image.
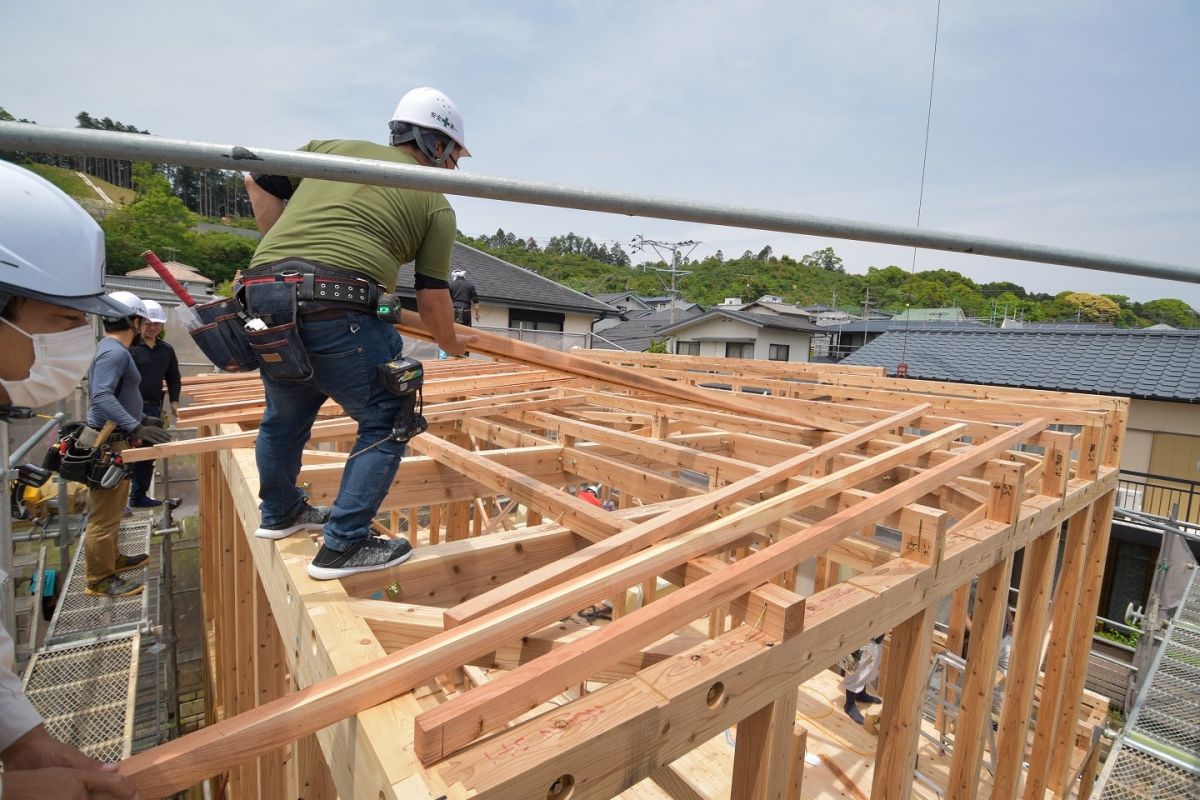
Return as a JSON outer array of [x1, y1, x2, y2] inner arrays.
[[255, 309, 408, 551], [129, 401, 160, 500]]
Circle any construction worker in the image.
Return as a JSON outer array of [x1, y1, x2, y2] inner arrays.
[[128, 299, 181, 508], [839, 633, 884, 725], [243, 86, 476, 580], [82, 290, 172, 598], [449, 268, 480, 326], [0, 160, 139, 798]]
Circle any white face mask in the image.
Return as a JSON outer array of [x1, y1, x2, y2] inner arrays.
[[0, 318, 97, 408]]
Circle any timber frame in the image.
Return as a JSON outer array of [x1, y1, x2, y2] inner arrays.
[[118, 329, 1126, 800]]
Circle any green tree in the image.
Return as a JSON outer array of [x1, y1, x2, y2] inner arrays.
[[101, 164, 195, 273], [1138, 298, 1198, 328]]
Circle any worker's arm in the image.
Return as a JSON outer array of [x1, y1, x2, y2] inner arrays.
[[415, 289, 477, 356], [244, 175, 286, 235]]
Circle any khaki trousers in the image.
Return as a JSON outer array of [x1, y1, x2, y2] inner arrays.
[[84, 443, 131, 585]]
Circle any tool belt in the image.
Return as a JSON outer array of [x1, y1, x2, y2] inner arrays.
[[44, 422, 128, 490], [189, 260, 382, 379]]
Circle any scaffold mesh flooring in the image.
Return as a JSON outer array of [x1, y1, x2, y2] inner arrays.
[[1098, 570, 1200, 799], [20, 508, 159, 762], [21, 634, 140, 762], [43, 511, 154, 645]]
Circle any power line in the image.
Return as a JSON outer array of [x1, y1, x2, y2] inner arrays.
[[631, 235, 700, 325]]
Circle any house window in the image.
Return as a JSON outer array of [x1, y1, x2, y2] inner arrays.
[[676, 341, 700, 356], [725, 342, 753, 359], [508, 308, 564, 332], [768, 344, 790, 361]]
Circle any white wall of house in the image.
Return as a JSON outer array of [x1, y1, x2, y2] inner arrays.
[[1124, 398, 1200, 474], [475, 304, 598, 344], [669, 316, 812, 362]]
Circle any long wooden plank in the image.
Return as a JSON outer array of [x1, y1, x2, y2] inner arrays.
[[445, 404, 930, 627], [396, 309, 856, 432], [413, 419, 1044, 765]]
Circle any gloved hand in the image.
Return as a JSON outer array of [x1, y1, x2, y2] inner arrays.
[[141, 415, 163, 427], [133, 424, 172, 445], [377, 293, 404, 324]]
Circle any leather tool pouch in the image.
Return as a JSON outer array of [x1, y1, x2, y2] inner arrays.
[[191, 297, 259, 373], [242, 280, 313, 382]]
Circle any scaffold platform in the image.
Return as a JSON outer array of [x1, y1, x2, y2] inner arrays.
[[19, 508, 172, 761], [1096, 568, 1200, 799]]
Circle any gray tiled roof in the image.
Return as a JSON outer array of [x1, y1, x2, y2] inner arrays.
[[591, 307, 705, 351], [659, 308, 824, 335], [395, 242, 619, 317], [843, 329, 1200, 402]]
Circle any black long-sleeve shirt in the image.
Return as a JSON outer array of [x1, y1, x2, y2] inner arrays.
[[130, 339, 182, 406]]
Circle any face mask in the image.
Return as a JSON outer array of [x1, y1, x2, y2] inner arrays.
[[0, 318, 97, 408]]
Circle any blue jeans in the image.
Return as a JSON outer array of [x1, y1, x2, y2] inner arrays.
[[129, 401, 160, 500], [255, 310, 408, 551]]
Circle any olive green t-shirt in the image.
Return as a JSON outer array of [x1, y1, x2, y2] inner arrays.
[[249, 140, 456, 290]]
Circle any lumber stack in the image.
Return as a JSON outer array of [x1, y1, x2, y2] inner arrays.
[[118, 337, 1126, 800]]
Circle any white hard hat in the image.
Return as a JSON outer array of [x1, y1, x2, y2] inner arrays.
[[106, 290, 150, 321], [451, 269, 466, 279], [390, 87, 470, 156], [142, 299, 168, 323], [0, 160, 129, 318]]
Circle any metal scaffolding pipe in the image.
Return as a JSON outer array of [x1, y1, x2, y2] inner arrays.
[[2, 122, 1197, 285]]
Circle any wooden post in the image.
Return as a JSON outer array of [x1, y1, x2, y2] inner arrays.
[[787, 724, 807, 800], [946, 459, 1024, 800], [731, 689, 799, 800], [990, 524, 1062, 799], [1046, 491, 1117, 796], [1022, 504, 1094, 800], [871, 509, 945, 800]]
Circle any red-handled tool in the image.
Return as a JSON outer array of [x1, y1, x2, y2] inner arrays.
[[141, 250, 203, 330], [141, 250, 198, 306]]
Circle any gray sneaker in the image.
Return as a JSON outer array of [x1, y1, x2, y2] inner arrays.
[[306, 537, 412, 581], [85, 574, 144, 598], [255, 501, 330, 540]]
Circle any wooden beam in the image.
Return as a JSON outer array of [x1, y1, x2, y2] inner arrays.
[[412, 420, 1042, 766], [871, 606, 936, 800]]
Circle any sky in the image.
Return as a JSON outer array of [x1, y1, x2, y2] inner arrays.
[[3, 1, 1198, 307]]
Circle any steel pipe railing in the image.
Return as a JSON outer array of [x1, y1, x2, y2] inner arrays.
[[1, 122, 1197, 285]]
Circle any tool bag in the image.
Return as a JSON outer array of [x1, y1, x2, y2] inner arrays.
[[190, 297, 259, 373], [45, 423, 128, 490], [241, 279, 313, 382]]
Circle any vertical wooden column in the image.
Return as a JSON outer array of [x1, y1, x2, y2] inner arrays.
[[871, 510, 946, 800], [1046, 490, 1116, 796], [787, 725, 808, 800], [254, 577, 288, 799], [731, 688, 799, 800], [1022, 504, 1094, 800], [232, 510, 259, 798], [990, 439, 1069, 799], [946, 459, 1024, 800], [216, 476, 241, 796]]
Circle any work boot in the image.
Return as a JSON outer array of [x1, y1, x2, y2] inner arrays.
[[129, 495, 163, 508], [306, 537, 412, 581], [844, 690, 864, 725], [856, 689, 882, 705], [115, 552, 149, 571], [85, 575, 144, 598], [254, 501, 330, 540]]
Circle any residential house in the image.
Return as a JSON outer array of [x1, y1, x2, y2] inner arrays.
[[124, 260, 214, 299], [592, 292, 654, 333], [659, 307, 823, 362], [816, 318, 989, 361], [591, 307, 705, 352], [844, 327, 1200, 620], [889, 306, 967, 323], [394, 242, 619, 350]]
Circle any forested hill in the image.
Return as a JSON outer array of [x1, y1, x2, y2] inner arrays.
[[460, 230, 1199, 329]]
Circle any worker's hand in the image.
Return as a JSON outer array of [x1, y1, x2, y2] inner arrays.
[[170, 402, 180, 423], [1, 725, 112, 772], [1, 766, 140, 799], [438, 332, 479, 357], [132, 424, 171, 445]]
